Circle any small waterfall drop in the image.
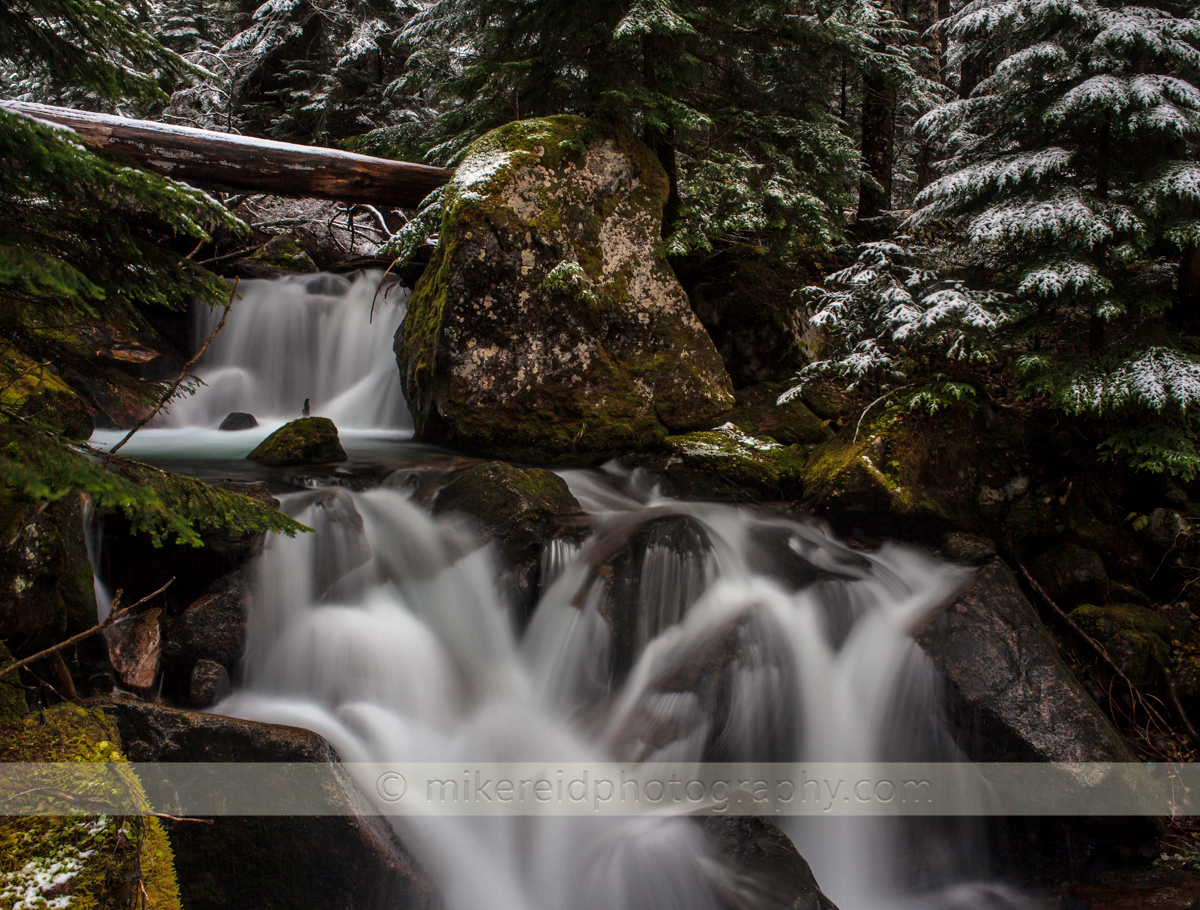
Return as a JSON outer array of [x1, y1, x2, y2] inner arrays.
[[164, 271, 411, 430]]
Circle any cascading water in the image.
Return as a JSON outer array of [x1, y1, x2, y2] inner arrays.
[[165, 271, 411, 431], [98, 273, 1039, 910]]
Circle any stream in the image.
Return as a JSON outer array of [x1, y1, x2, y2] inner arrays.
[[91, 272, 1039, 910]]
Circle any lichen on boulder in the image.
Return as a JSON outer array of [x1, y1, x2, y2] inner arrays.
[[395, 115, 734, 464], [246, 417, 346, 466]]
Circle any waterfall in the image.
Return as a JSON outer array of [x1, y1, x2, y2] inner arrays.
[[218, 477, 1033, 910], [163, 271, 411, 431], [110, 273, 1037, 910]]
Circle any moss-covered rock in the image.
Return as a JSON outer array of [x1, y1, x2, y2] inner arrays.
[[724, 382, 831, 446], [0, 667, 181, 910], [629, 422, 808, 499], [1069, 603, 1175, 687], [432, 462, 587, 619], [0, 348, 93, 439], [248, 235, 318, 273], [0, 492, 97, 661], [395, 115, 734, 463], [247, 417, 346, 466], [1033, 543, 1109, 607]]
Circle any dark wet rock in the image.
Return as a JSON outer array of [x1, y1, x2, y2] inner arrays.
[[940, 532, 997, 566], [916, 559, 1134, 764], [743, 523, 867, 593], [725, 382, 832, 446], [1032, 543, 1109, 606], [916, 560, 1159, 881], [675, 252, 816, 389], [0, 493, 101, 678], [218, 411, 259, 431], [701, 816, 840, 910], [188, 659, 232, 707], [628, 423, 808, 500], [432, 462, 587, 620], [164, 572, 249, 675], [1145, 508, 1190, 551], [103, 607, 162, 692], [95, 698, 437, 910], [396, 115, 734, 463], [247, 416, 347, 466]]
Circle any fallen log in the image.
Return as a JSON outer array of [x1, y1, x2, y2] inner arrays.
[[3, 101, 452, 208]]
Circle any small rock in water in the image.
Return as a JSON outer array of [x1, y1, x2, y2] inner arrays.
[[189, 659, 232, 707], [247, 416, 347, 466], [219, 412, 259, 431]]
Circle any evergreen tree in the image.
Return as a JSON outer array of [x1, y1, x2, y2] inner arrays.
[[158, 0, 417, 143], [365, 0, 918, 259], [0, 0, 304, 541], [908, 0, 1200, 478]]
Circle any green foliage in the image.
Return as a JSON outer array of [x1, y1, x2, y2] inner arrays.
[[0, 0, 302, 545], [360, 0, 917, 259], [0, 425, 308, 546], [0, 0, 187, 106], [158, 0, 418, 143]]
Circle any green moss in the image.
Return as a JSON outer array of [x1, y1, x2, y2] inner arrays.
[[628, 422, 808, 498], [1070, 603, 1175, 642], [801, 424, 923, 516], [0, 700, 181, 909], [0, 347, 93, 440], [727, 382, 831, 446], [434, 462, 579, 528], [249, 236, 317, 273], [247, 417, 347, 466]]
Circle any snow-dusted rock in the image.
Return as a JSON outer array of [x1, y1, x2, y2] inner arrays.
[[395, 115, 734, 463]]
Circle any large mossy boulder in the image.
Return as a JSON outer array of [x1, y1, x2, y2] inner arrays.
[[395, 115, 734, 463], [247, 416, 346, 466]]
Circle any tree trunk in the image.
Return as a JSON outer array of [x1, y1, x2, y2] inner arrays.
[[857, 76, 896, 229], [4, 101, 452, 208], [642, 38, 681, 236]]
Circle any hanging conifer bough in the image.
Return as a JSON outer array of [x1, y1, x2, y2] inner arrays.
[[904, 0, 1200, 479], [0, 0, 305, 544], [362, 0, 916, 262]]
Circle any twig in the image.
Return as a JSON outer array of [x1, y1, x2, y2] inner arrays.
[[351, 204, 394, 240], [198, 243, 267, 266], [148, 812, 213, 824], [1015, 559, 1176, 734], [853, 385, 912, 443], [108, 281, 238, 456], [0, 578, 173, 681]]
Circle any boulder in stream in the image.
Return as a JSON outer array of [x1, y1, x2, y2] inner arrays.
[[395, 115, 734, 463], [247, 416, 347, 465], [96, 698, 437, 910], [431, 461, 588, 620], [218, 411, 259, 431], [103, 606, 162, 692]]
